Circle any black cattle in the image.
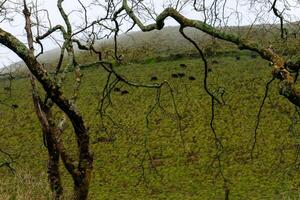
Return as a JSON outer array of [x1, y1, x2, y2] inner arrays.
[[121, 90, 129, 95], [172, 73, 179, 78], [179, 64, 187, 68], [151, 76, 158, 81], [11, 104, 18, 109], [177, 73, 185, 78], [188, 76, 196, 81]]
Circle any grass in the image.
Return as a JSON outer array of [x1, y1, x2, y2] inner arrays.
[[0, 170, 51, 200], [1, 54, 300, 199]]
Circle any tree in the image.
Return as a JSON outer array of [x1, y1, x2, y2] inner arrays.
[[0, 0, 112, 199], [0, 0, 159, 198], [1, 0, 300, 199]]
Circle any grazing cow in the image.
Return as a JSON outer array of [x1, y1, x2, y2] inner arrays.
[[172, 73, 179, 78], [188, 76, 196, 80], [121, 90, 129, 95], [151, 76, 158, 81], [179, 63, 187, 68], [11, 104, 18, 109], [3, 86, 10, 91], [212, 60, 219, 64], [177, 73, 185, 78]]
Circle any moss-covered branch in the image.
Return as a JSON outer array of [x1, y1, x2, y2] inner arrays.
[[0, 26, 92, 199], [121, 0, 300, 107]]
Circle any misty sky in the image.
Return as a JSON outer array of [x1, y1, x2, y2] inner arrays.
[[0, 0, 300, 69]]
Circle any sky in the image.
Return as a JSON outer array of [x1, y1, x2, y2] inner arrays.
[[0, 0, 300, 69]]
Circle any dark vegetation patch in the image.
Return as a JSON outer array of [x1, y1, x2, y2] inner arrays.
[[212, 60, 219, 64], [114, 87, 121, 92], [251, 54, 258, 59]]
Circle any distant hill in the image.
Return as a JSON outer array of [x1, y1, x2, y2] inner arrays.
[[99, 26, 208, 58], [4, 26, 223, 74], [5, 22, 300, 74]]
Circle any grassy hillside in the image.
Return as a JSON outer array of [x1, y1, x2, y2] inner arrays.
[[1, 53, 300, 199], [11, 24, 300, 75], [6, 26, 220, 74], [6, 21, 300, 86]]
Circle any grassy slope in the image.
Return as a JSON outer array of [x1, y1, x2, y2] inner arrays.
[[1, 54, 300, 199]]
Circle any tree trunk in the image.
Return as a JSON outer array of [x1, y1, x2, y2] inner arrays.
[[31, 76, 63, 200], [46, 126, 63, 200], [73, 132, 93, 200], [73, 174, 92, 200], [47, 149, 63, 200]]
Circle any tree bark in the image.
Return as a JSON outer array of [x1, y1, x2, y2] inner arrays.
[[121, 1, 300, 108], [0, 3, 93, 198], [73, 173, 92, 200], [46, 128, 64, 200], [31, 79, 63, 199]]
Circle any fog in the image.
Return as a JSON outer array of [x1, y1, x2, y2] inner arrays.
[[1, 0, 299, 69]]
